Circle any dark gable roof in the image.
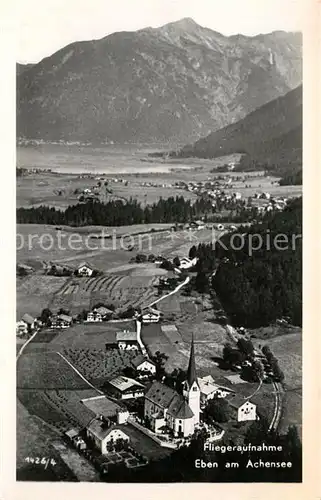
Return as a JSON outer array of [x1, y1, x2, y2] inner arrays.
[[168, 395, 194, 419], [87, 418, 128, 441], [145, 381, 194, 420]]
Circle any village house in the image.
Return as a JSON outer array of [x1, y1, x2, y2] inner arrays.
[[77, 262, 94, 277], [228, 395, 257, 422], [116, 330, 139, 350], [86, 306, 113, 323], [86, 417, 130, 455], [142, 308, 162, 324], [144, 336, 200, 437], [131, 355, 156, 376], [50, 314, 73, 329], [16, 313, 36, 336], [107, 375, 145, 400], [198, 375, 234, 405]]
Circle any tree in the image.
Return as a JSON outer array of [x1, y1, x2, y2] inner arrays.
[[195, 270, 208, 294], [237, 338, 254, 357], [205, 395, 230, 423], [222, 343, 234, 363], [151, 351, 169, 380], [271, 361, 285, 382], [189, 245, 197, 259], [39, 308, 52, 325], [173, 256, 180, 268]]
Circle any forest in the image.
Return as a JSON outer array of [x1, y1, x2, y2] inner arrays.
[[187, 198, 302, 328], [17, 197, 212, 226], [16, 196, 263, 226]]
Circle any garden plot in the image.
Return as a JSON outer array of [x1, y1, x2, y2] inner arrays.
[[61, 347, 138, 385], [161, 324, 182, 343]]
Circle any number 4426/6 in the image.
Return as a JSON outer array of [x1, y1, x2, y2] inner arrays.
[[24, 457, 57, 468]]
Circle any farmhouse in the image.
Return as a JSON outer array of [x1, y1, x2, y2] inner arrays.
[[144, 337, 200, 437], [16, 314, 36, 335], [86, 310, 103, 322], [131, 355, 156, 376], [228, 396, 257, 422], [77, 262, 94, 277], [142, 308, 161, 324], [86, 417, 130, 455], [107, 375, 145, 400], [50, 314, 73, 329], [198, 375, 234, 404], [116, 330, 139, 350]]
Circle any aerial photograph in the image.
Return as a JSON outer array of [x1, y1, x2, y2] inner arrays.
[[16, 0, 302, 483]]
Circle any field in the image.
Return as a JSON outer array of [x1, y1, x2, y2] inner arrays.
[[17, 351, 94, 390], [16, 220, 217, 318], [17, 144, 302, 210]]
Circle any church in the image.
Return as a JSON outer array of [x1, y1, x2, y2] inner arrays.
[[144, 336, 200, 437]]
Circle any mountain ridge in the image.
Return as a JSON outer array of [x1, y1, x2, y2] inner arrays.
[[17, 18, 302, 144], [165, 84, 302, 183]]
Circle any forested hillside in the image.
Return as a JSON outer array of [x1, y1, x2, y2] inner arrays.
[[212, 197, 302, 327], [167, 85, 302, 184]]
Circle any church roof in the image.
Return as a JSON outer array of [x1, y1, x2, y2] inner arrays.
[[168, 396, 194, 419], [186, 335, 198, 388], [145, 381, 194, 420]]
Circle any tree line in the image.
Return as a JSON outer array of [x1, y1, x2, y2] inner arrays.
[[17, 196, 213, 226]]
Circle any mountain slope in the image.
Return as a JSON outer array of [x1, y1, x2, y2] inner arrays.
[[17, 18, 302, 144], [170, 85, 302, 180]]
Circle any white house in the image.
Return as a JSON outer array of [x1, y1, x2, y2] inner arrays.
[[198, 375, 234, 404], [86, 417, 130, 455], [142, 308, 161, 323], [237, 401, 257, 422], [228, 396, 257, 422], [16, 314, 35, 335], [131, 355, 156, 375], [77, 262, 94, 277], [86, 311, 103, 322], [144, 336, 200, 438]]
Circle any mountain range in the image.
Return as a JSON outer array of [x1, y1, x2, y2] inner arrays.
[[167, 84, 302, 182], [17, 18, 302, 144]]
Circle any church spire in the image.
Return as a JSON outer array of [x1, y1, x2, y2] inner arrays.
[[187, 334, 198, 387]]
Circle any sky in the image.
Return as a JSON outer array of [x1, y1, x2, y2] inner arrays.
[[16, 0, 305, 63]]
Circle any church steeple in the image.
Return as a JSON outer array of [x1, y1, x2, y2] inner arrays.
[[186, 334, 198, 388]]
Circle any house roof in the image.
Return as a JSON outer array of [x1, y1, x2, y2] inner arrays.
[[131, 355, 156, 369], [116, 331, 137, 342], [227, 395, 256, 410], [87, 418, 128, 441], [81, 396, 125, 417], [145, 381, 194, 420], [21, 313, 35, 325], [95, 306, 113, 315], [77, 261, 93, 270], [198, 376, 234, 396], [65, 428, 81, 439], [58, 314, 73, 322], [109, 376, 144, 393]]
